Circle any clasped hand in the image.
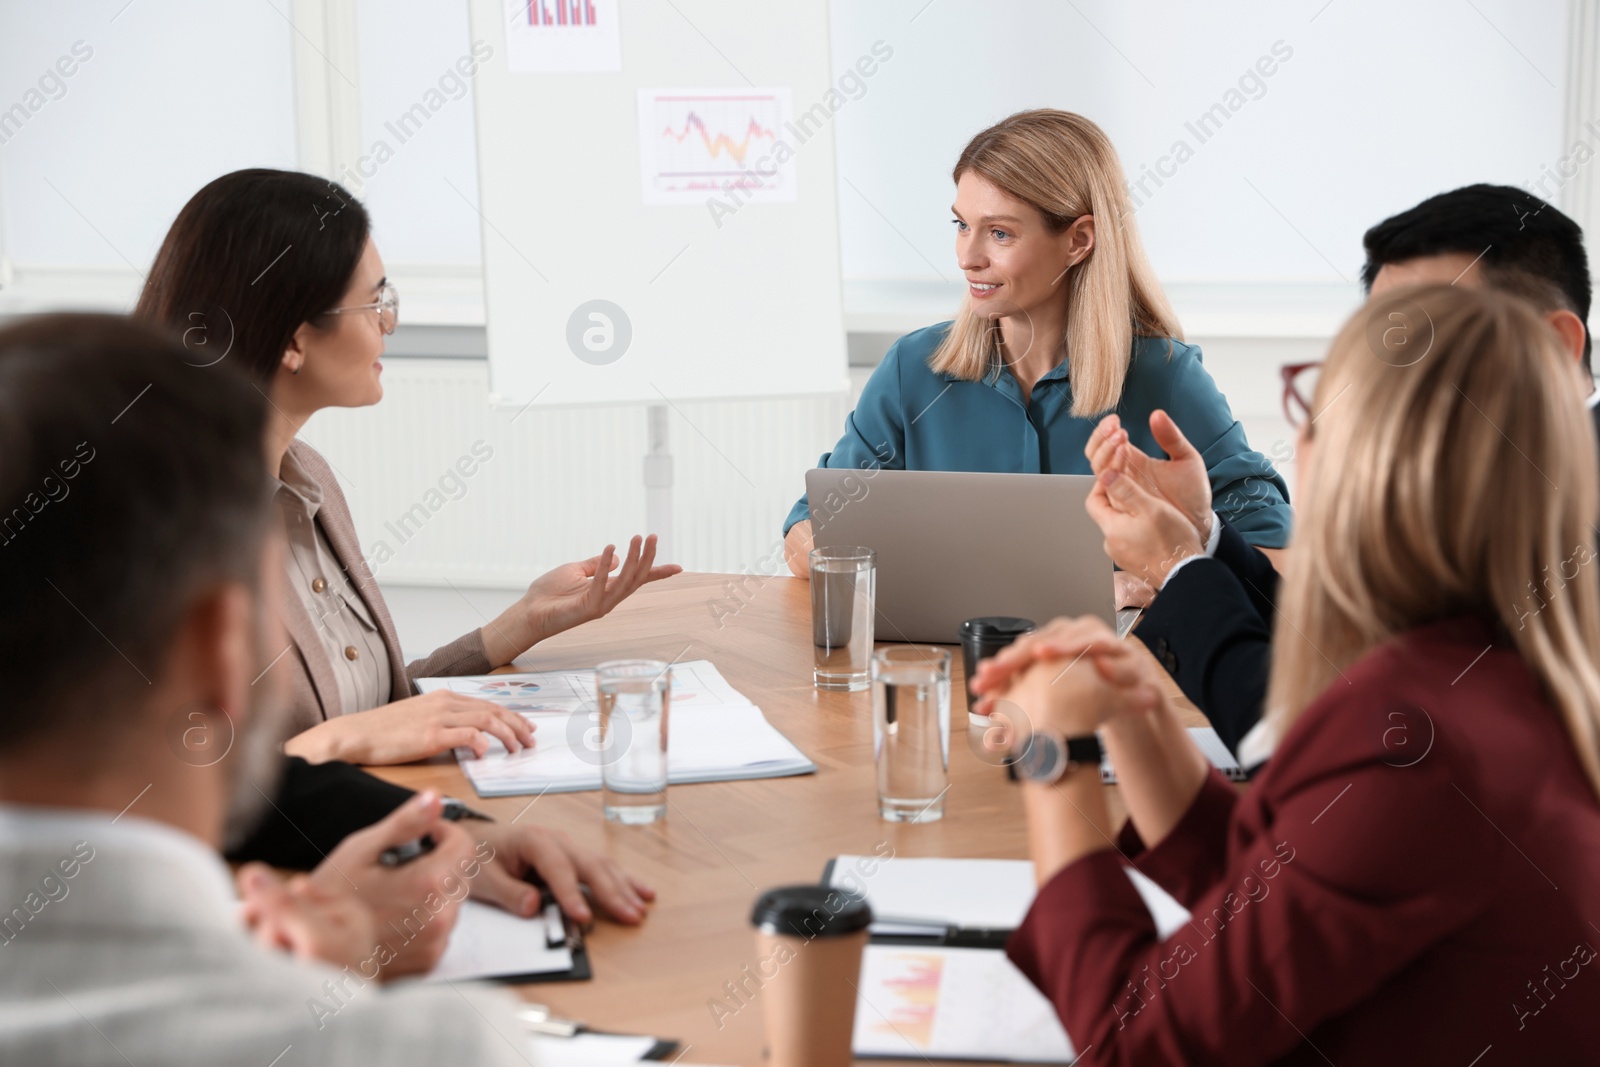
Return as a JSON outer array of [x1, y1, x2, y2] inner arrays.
[[968, 616, 1166, 745]]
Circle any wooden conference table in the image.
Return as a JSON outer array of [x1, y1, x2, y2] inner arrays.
[[372, 572, 1205, 1065]]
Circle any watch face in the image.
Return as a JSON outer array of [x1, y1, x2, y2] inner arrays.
[[1020, 733, 1061, 782]]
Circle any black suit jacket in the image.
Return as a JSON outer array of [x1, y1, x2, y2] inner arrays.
[[226, 757, 414, 870], [1137, 399, 1600, 757], [1136, 520, 1277, 754]]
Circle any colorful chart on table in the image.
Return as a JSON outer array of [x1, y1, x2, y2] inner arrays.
[[870, 951, 944, 1048], [852, 945, 1074, 1062]]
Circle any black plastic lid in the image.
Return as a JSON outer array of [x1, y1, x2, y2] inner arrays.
[[959, 616, 1036, 640], [750, 885, 873, 938]]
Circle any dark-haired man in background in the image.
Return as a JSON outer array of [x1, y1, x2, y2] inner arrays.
[[1082, 184, 1596, 761]]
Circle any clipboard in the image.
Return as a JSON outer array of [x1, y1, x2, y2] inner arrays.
[[486, 905, 593, 984], [821, 857, 1013, 948], [426, 900, 593, 985], [821, 856, 1077, 1063]]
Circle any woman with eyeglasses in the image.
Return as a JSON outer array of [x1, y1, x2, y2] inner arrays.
[[780, 110, 1291, 604], [136, 169, 680, 766], [974, 284, 1600, 1063]]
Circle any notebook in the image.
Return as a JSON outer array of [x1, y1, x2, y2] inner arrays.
[[824, 855, 1191, 1062], [416, 660, 816, 798]]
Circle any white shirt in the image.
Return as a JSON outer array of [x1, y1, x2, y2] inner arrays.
[[0, 805, 533, 1067], [1160, 509, 1225, 588]]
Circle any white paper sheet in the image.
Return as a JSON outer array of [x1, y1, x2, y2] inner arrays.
[[427, 900, 573, 983], [526, 1033, 659, 1065], [853, 944, 1074, 1062], [829, 855, 1191, 941], [636, 87, 797, 204], [417, 661, 815, 797], [501, 0, 621, 73], [847, 866, 1191, 1063]]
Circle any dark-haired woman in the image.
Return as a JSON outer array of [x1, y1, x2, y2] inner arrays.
[[136, 169, 680, 765]]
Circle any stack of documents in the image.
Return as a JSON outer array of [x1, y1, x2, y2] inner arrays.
[[416, 660, 815, 798], [824, 855, 1191, 1062]]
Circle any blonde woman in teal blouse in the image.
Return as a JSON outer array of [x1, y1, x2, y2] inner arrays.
[[783, 111, 1290, 596]]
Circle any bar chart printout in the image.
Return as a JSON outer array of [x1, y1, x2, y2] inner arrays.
[[851, 945, 1075, 1062], [502, 0, 620, 72], [637, 88, 797, 205]]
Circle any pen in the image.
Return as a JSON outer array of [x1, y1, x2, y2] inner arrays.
[[379, 797, 491, 867], [441, 797, 493, 821]]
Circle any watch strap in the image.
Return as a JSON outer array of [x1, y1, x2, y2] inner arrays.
[[1063, 734, 1103, 769], [1019, 732, 1103, 783]]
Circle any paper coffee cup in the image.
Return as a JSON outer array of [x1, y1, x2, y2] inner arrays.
[[749, 884, 873, 1067]]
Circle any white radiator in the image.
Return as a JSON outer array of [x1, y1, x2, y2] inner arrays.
[[302, 359, 856, 587], [303, 339, 1302, 590]]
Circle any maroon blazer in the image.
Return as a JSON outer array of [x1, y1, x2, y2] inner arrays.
[[1008, 616, 1600, 1065]]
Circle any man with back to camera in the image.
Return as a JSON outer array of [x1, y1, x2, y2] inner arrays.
[[0, 314, 538, 1065], [1079, 184, 1596, 762]]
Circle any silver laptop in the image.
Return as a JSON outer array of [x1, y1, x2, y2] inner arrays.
[[804, 468, 1116, 644]]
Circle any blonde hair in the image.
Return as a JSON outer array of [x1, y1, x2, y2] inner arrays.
[[928, 110, 1180, 416], [1266, 284, 1600, 795]]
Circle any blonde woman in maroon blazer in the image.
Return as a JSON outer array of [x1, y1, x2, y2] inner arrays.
[[137, 170, 680, 768], [974, 285, 1600, 1063]]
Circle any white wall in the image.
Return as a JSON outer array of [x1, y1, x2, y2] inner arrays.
[[2, 0, 1574, 306], [350, 0, 483, 269], [0, 0, 1581, 584], [828, 0, 1568, 286], [0, 0, 298, 278]]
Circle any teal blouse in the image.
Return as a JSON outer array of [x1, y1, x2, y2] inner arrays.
[[784, 323, 1291, 546]]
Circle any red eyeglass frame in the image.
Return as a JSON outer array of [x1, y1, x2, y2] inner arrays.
[[1280, 361, 1323, 429]]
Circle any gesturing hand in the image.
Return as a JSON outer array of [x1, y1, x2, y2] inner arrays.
[[527, 535, 680, 636], [284, 689, 537, 765], [483, 535, 682, 667], [1085, 411, 1213, 541]]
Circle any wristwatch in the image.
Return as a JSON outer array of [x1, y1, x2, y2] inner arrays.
[[1015, 732, 1103, 784]]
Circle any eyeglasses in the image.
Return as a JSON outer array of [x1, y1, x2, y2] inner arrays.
[[325, 282, 399, 335], [1280, 361, 1323, 429]]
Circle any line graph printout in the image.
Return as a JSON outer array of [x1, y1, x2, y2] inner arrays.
[[637, 88, 797, 205], [502, 0, 620, 73]]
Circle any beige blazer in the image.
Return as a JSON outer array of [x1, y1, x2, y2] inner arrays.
[[273, 441, 491, 736]]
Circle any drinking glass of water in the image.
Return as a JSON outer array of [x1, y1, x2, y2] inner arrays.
[[810, 546, 876, 691], [872, 645, 951, 822], [595, 659, 670, 824]]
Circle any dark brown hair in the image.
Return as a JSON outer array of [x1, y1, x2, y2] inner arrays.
[[135, 168, 371, 383], [0, 314, 271, 748]]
